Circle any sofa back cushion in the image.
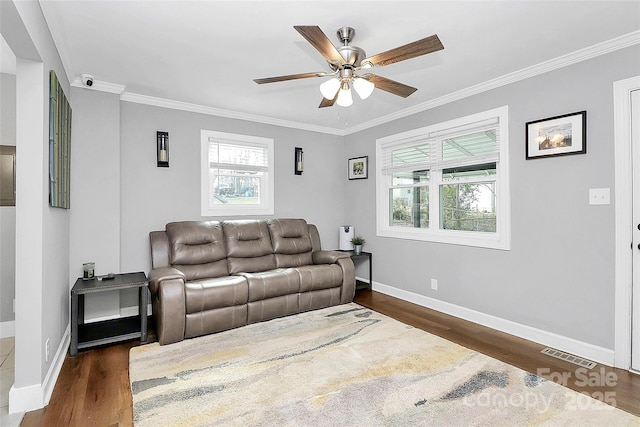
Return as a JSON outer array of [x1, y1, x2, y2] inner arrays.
[[223, 220, 276, 274], [166, 221, 229, 280], [268, 218, 313, 268]]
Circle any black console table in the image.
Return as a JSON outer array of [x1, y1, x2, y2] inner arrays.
[[339, 250, 372, 291], [70, 271, 148, 356]]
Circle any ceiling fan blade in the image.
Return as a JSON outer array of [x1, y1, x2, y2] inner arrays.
[[319, 92, 338, 108], [294, 26, 345, 67], [364, 34, 444, 67], [362, 74, 418, 98], [254, 72, 326, 84]]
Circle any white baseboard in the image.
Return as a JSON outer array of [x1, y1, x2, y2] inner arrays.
[[0, 321, 15, 338], [9, 325, 70, 414], [372, 282, 615, 366]]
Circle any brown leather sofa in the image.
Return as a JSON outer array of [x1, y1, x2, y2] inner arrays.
[[148, 218, 356, 345]]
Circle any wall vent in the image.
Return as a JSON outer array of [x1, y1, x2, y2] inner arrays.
[[541, 347, 597, 369]]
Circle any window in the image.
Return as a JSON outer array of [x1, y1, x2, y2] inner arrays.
[[376, 106, 510, 249], [201, 130, 274, 216]]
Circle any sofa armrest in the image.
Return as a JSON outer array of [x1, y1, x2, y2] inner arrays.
[[312, 250, 351, 265], [148, 267, 186, 345], [148, 267, 185, 295], [313, 251, 355, 304]]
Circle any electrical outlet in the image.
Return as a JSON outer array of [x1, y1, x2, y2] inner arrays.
[[45, 338, 50, 362], [431, 278, 438, 291]]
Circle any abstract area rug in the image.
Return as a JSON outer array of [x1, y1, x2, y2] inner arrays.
[[129, 304, 639, 426]]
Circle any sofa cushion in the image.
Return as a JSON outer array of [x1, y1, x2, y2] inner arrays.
[[166, 221, 229, 280], [185, 276, 248, 314], [296, 264, 343, 292], [268, 218, 313, 268], [239, 268, 300, 302], [223, 220, 276, 273]]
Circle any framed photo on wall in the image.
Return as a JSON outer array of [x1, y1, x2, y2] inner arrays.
[[526, 111, 586, 159], [348, 156, 368, 180]]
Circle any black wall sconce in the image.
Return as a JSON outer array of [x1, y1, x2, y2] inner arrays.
[[157, 131, 169, 167], [294, 147, 303, 175]]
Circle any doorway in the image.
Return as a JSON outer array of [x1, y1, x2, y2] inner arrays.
[[631, 88, 640, 372], [614, 75, 640, 372]]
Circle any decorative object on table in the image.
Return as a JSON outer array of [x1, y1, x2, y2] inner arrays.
[[294, 147, 303, 175], [157, 131, 169, 167], [49, 70, 72, 209], [82, 262, 95, 280], [339, 225, 354, 250], [348, 155, 368, 180], [350, 236, 365, 255], [129, 303, 637, 427], [525, 111, 586, 160]]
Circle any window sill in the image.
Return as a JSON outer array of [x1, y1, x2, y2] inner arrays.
[[376, 227, 510, 250]]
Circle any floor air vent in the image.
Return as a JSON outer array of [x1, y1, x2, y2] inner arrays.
[[541, 347, 597, 369]]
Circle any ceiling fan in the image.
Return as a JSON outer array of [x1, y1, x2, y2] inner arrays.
[[254, 26, 444, 108]]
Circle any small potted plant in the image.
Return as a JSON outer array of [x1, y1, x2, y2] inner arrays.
[[350, 236, 366, 255]]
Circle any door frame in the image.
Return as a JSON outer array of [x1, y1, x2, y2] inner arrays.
[[613, 75, 640, 370]]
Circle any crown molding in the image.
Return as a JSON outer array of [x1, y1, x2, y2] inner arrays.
[[82, 30, 639, 136], [70, 78, 126, 95], [119, 92, 344, 136], [343, 30, 640, 135]]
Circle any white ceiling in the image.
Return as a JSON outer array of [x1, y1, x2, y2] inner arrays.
[[39, 1, 640, 134]]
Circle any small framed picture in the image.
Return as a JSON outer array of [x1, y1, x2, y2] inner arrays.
[[348, 156, 368, 180], [526, 111, 587, 160]]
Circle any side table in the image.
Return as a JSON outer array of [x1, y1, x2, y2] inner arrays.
[[339, 250, 372, 291], [70, 271, 148, 356]]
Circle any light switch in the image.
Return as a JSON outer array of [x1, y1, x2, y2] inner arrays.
[[589, 188, 610, 205]]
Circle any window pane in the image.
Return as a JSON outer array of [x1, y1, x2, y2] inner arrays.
[[440, 182, 496, 232], [392, 170, 429, 186], [442, 130, 497, 161], [442, 163, 496, 181], [212, 174, 261, 205], [389, 186, 429, 228]]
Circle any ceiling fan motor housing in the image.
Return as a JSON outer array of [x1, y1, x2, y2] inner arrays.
[[329, 27, 366, 70]]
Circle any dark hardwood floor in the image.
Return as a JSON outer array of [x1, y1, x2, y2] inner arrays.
[[21, 290, 640, 426]]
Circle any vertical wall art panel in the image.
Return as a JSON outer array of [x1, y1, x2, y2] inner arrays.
[[49, 70, 72, 208]]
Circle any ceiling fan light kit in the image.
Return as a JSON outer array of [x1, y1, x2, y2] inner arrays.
[[336, 81, 353, 107], [254, 25, 444, 108], [353, 77, 375, 100], [320, 78, 341, 99]]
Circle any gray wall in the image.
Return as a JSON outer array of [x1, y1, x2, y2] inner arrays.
[[344, 45, 640, 350], [69, 86, 122, 321], [118, 101, 346, 306], [0, 72, 16, 324]]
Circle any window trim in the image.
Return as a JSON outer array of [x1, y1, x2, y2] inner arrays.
[[200, 129, 274, 217], [376, 106, 510, 250]]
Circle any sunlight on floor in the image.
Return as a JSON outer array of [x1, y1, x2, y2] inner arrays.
[[0, 336, 22, 427]]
